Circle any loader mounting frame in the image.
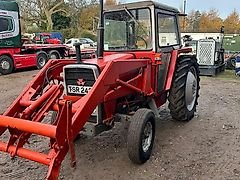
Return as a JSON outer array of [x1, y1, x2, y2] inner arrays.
[[0, 58, 153, 179]]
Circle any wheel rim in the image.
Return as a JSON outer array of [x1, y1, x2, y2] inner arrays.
[[142, 121, 153, 153], [50, 53, 58, 59], [38, 57, 46, 67], [185, 67, 198, 111], [1, 60, 10, 70]]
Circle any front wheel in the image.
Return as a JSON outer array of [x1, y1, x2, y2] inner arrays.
[[168, 56, 200, 121], [0, 55, 14, 75], [127, 108, 155, 164]]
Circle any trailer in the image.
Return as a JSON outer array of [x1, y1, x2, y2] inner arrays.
[[195, 27, 226, 76], [0, 1, 69, 75], [196, 38, 225, 76]]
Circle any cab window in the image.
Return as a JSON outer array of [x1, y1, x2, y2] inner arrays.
[[66, 40, 72, 44], [158, 13, 179, 47], [0, 17, 14, 32]]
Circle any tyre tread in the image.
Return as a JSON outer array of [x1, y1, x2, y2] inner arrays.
[[168, 56, 200, 121], [127, 108, 155, 164]]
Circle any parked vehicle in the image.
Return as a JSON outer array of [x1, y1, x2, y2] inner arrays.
[[65, 38, 83, 49], [225, 52, 240, 70], [65, 38, 96, 57], [50, 32, 63, 43], [33, 33, 61, 44], [65, 38, 94, 49], [0, 1, 69, 74], [79, 38, 97, 47]]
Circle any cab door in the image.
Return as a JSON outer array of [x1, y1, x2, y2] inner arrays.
[[155, 11, 181, 93]]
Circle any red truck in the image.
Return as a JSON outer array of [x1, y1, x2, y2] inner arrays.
[[0, 2, 69, 75]]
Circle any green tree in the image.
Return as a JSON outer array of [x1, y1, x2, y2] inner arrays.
[[52, 12, 71, 30]]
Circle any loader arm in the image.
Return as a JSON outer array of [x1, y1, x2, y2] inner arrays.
[[0, 57, 153, 179]]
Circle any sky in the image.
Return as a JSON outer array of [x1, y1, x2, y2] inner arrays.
[[121, 0, 240, 19]]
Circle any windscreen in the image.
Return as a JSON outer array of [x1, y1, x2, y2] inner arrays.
[[104, 8, 152, 51]]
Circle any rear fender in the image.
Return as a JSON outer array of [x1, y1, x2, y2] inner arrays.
[[165, 48, 192, 90]]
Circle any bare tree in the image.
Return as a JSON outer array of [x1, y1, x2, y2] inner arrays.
[[18, 0, 68, 31]]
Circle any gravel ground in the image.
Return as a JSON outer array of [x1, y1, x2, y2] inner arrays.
[[1, 70, 240, 180]]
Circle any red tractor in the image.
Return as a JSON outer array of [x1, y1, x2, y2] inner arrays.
[[0, 1, 200, 179]]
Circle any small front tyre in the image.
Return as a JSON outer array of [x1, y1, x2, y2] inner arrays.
[[127, 108, 155, 164]]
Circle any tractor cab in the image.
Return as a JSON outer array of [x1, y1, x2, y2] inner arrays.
[[101, 1, 188, 93], [103, 1, 182, 53]]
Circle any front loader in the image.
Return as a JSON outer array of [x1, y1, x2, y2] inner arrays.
[[0, 1, 200, 179]]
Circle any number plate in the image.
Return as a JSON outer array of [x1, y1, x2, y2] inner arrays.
[[67, 85, 92, 95]]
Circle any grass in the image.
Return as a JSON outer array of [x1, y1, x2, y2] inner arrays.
[[223, 35, 240, 52], [213, 70, 240, 81]]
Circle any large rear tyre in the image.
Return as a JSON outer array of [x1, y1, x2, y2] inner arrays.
[[0, 55, 14, 75], [168, 56, 200, 121], [127, 108, 155, 164], [36, 51, 49, 69]]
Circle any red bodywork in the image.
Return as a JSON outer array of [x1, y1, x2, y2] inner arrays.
[[33, 33, 61, 44], [0, 48, 37, 69], [0, 47, 191, 179], [0, 44, 70, 70]]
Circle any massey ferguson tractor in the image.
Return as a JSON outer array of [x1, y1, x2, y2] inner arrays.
[[0, 1, 200, 179]]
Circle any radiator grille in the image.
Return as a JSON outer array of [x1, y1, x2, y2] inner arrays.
[[196, 39, 216, 66], [63, 64, 101, 124], [65, 68, 95, 88], [64, 65, 98, 96]]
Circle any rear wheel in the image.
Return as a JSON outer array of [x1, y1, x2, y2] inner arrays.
[[49, 50, 61, 59], [36, 51, 49, 69], [127, 108, 155, 164], [168, 56, 200, 121], [0, 55, 14, 75]]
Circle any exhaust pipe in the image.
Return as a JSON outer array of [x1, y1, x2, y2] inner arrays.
[[97, 0, 104, 59], [74, 42, 82, 63]]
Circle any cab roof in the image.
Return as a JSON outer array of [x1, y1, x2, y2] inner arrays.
[[0, 0, 19, 12], [104, 1, 179, 13]]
